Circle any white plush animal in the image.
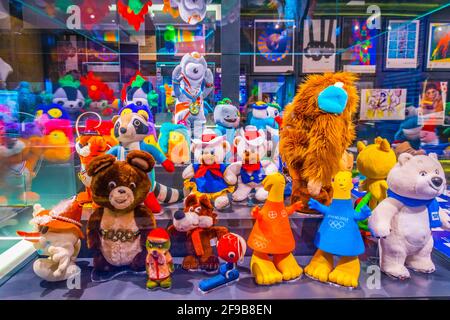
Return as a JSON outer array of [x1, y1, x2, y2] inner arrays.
[[17, 200, 83, 282], [225, 127, 278, 202], [369, 153, 450, 279]]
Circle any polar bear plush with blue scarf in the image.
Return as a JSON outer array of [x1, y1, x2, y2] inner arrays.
[[369, 153, 450, 279]]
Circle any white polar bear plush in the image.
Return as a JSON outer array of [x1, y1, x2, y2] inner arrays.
[[225, 127, 278, 202], [369, 153, 450, 279]]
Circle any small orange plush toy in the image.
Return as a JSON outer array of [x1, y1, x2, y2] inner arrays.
[[280, 72, 359, 213]]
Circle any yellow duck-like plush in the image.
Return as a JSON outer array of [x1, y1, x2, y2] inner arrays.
[[356, 137, 397, 209], [247, 173, 303, 285], [305, 171, 371, 288]]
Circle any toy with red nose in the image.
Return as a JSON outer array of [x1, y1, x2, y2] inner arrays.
[[198, 232, 247, 293]]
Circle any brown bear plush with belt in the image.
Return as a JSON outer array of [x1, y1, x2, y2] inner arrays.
[[170, 194, 229, 273], [86, 150, 156, 272]]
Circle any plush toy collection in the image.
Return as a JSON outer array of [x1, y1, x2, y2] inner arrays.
[[5, 68, 450, 293]]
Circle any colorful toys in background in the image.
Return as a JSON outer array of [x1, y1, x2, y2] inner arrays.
[[226, 127, 278, 203], [163, 0, 212, 25], [37, 115, 74, 163], [80, 72, 117, 118], [146, 228, 174, 290], [369, 153, 450, 280], [75, 112, 117, 205], [394, 106, 423, 151], [108, 105, 178, 214], [121, 71, 159, 114], [248, 173, 303, 285], [357, 137, 397, 210], [17, 198, 83, 282], [118, 0, 153, 31], [158, 122, 191, 164], [280, 72, 358, 213], [52, 74, 89, 119], [0, 121, 43, 205], [35, 103, 71, 120], [170, 194, 229, 273], [305, 171, 371, 288], [199, 232, 247, 293], [86, 151, 156, 274], [183, 130, 234, 210], [172, 52, 214, 128]]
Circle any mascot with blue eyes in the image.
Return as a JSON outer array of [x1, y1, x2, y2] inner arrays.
[[163, 0, 212, 25], [107, 104, 182, 214], [172, 52, 214, 131], [52, 74, 89, 119]]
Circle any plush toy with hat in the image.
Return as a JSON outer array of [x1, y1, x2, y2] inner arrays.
[[225, 126, 278, 204], [280, 72, 358, 213], [182, 129, 235, 210], [146, 228, 174, 290], [247, 101, 279, 130], [16, 197, 83, 282]]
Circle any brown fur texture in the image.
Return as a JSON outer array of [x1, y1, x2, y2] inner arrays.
[[170, 194, 229, 272], [280, 72, 358, 212], [86, 150, 156, 271]]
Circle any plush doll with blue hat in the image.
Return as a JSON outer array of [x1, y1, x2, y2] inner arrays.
[[248, 101, 279, 130]]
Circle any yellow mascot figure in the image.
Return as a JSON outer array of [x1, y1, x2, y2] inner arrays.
[[356, 137, 397, 209]]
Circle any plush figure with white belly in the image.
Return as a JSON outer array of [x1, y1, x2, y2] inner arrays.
[[369, 153, 450, 279], [226, 127, 278, 203]]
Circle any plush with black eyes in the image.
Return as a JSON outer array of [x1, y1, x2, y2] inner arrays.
[[169, 194, 228, 273], [51, 75, 89, 119], [86, 150, 156, 272]]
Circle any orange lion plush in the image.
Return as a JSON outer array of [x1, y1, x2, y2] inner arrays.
[[280, 72, 359, 213]]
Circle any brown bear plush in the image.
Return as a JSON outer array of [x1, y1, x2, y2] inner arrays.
[[170, 194, 229, 273], [86, 150, 156, 272], [280, 72, 358, 213]]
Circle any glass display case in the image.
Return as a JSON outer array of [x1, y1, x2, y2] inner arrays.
[[0, 0, 449, 300]]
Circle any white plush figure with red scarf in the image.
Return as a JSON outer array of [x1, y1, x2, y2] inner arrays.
[[172, 52, 214, 129], [183, 130, 234, 210], [225, 126, 278, 203]]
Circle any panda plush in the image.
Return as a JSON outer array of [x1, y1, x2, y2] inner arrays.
[[52, 75, 88, 119]]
